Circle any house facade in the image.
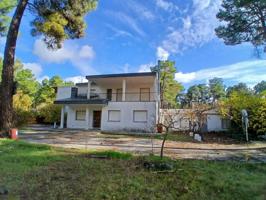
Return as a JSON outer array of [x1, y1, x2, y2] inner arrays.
[[54, 72, 160, 132]]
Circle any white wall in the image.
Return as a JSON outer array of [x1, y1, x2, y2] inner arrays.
[[66, 105, 103, 129], [160, 109, 190, 131], [56, 87, 72, 100], [101, 102, 157, 132], [207, 114, 225, 132]]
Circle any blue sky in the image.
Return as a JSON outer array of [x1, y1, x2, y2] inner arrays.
[[0, 0, 265, 89]]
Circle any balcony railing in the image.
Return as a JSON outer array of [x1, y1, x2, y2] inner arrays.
[[75, 92, 157, 102]]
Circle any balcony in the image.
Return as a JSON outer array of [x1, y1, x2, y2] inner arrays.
[[75, 92, 157, 102]]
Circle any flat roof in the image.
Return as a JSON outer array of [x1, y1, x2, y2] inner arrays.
[[86, 72, 156, 79]]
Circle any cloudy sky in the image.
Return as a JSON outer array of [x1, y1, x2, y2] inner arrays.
[[0, 0, 265, 88]]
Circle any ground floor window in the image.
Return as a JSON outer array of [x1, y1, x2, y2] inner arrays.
[[133, 110, 147, 122], [108, 110, 121, 122], [76, 110, 86, 121]]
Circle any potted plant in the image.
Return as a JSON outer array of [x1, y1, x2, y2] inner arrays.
[[157, 123, 163, 133]]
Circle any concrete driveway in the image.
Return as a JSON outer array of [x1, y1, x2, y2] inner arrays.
[[19, 125, 266, 162]]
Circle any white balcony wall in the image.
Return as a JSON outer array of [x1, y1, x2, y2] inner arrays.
[[56, 87, 72, 100]]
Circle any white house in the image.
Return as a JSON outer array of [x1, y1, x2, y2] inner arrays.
[[54, 72, 160, 132], [55, 71, 229, 133]]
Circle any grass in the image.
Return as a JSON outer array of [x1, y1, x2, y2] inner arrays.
[[154, 132, 194, 142], [1, 139, 266, 200]]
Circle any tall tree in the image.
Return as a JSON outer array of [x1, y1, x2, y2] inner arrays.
[[226, 82, 252, 96], [0, 0, 97, 130], [187, 85, 201, 103], [154, 60, 183, 108], [215, 0, 266, 52], [0, 0, 16, 36], [14, 61, 40, 100], [209, 78, 225, 102], [254, 80, 266, 94]]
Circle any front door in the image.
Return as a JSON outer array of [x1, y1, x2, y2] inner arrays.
[[93, 111, 101, 128]]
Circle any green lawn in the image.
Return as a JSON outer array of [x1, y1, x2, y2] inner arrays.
[[0, 139, 266, 200], [154, 132, 194, 142]]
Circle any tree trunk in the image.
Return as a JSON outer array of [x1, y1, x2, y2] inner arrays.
[[160, 129, 168, 159], [0, 0, 28, 131]]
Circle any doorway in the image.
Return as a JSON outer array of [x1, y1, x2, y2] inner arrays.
[[93, 111, 102, 128]]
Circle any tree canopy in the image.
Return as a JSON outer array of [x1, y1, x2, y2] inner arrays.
[[0, 0, 98, 130], [153, 60, 183, 108], [254, 81, 266, 94], [215, 0, 266, 52], [0, 0, 16, 36], [226, 82, 252, 96], [209, 78, 226, 102]]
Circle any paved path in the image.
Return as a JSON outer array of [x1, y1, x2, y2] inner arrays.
[[19, 126, 266, 162]]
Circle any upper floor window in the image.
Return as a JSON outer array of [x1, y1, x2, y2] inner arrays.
[[107, 89, 112, 101], [116, 88, 122, 101], [140, 88, 150, 101]]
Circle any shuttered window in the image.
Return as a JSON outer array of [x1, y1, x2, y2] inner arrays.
[[133, 110, 147, 122]]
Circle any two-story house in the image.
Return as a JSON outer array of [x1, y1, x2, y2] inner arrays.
[[54, 72, 160, 132]]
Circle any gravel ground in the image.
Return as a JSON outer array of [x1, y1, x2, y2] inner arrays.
[[19, 125, 266, 162]]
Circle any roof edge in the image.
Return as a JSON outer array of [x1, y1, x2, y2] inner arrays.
[[86, 72, 156, 79]]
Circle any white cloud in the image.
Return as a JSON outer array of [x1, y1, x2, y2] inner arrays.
[[105, 24, 134, 39], [37, 75, 50, 83], [175, 72, 196, 83], [156, 46, 169, 61], [175, 60, 266, 85], [126, 0, 155, 20], [79, 45, 95, 59], [23, 62, 43, 78], [65, 76, 87, 84], [106, 11, 146, 37], [33, 39, 97, 75], [160, 0, 222, 54], [33, 39, 72, 63], [138, 63, 154, 72], [155, 0, 176, 11]]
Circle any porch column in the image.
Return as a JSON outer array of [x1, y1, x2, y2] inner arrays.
[[87, 80, 91, 99], [86, 107, 89, 130], [122, 79, 126, 101], [60, 105, 65, 129]]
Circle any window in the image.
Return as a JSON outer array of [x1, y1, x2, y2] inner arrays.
[[107, 89, 112, 101], [133, 110, 147, 122], [140, 88, 150, 101], [76, 110, 86, 121], [116, 88, 122, 101], [108, 110, 121, 122], [222, 119, 230, 129]]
